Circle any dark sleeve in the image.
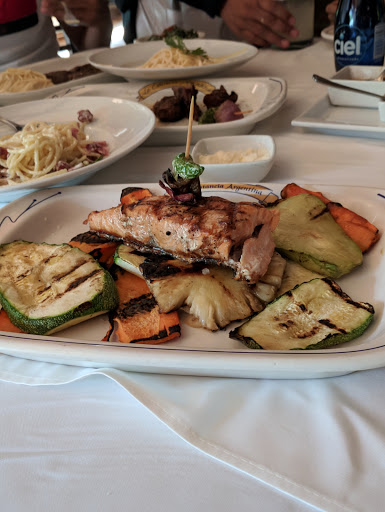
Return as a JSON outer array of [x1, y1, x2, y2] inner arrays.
[[114, 0, 138, 42], [314, 0, 330, 36], [181, 0, 227, 18]]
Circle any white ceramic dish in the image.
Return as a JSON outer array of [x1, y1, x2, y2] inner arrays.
[[292, 95, 385, 139], [0, 49, 123, 107], [0, 182, 384, 380], [321, 24, 334, 42], [328, 65, 385, 108], [191, 135, 275, 182], [0, 97, 155, 203], [88, 39, 258, 80], [46, 77, 287, 146]]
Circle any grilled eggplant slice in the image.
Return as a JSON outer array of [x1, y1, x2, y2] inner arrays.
[[270, 194, 363, 278], [0, 241, 118, 335], [114, 245, 286, 331], [230, 278, 374, 350]]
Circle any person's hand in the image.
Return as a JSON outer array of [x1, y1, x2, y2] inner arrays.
[[40, 0, 112, 50], [220, 0, 299, 49], [326, 0, 338, 25], [40, 0, 110, 27]]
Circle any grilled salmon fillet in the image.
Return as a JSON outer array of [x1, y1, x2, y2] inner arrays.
[[87, 195, 279, 283]]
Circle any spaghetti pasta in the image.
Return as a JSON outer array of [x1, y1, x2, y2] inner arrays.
[[140, 47, 223, 69], [0, 68, 54, 93], [0, 111, 109, 186]]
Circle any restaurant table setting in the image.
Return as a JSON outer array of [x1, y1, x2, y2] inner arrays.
[[1, 36, 385, 512]]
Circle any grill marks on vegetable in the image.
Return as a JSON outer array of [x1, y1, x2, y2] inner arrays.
[[318, 319, 346, 334], [278, 278, 371, 338], [32, 255, 103, 302], [105, 265, 181, 344], [114, 244, 287, 331], [270, 193, 363, 278], [0, 241, 119, 335], [68, 226, 181, 344], [230, 278, 374, 350], [119, 293, 157, 318], [310, 205, 329, 220]]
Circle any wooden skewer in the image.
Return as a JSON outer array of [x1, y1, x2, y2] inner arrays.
[[234, 110, 252, 115], [185, 96, 194, 158]]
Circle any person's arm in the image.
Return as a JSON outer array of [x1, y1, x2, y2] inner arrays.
[[40, 0, 112, 51], [180, 0, 226, 18], [325, 0, 338, 24], [181, 0, 299, 49]]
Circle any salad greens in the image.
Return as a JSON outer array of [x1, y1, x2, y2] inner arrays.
[[149, 25, 199, 40], [164, 35, 208, 58]]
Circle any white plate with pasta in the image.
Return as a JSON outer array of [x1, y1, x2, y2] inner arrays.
[[50, 77, 287, 145], [0, 49, 124, 107], [0, 96, 155, 203], [88, 39, 258, 80]]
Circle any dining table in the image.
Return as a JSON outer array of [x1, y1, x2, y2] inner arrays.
[[1, 36, 385, 512]]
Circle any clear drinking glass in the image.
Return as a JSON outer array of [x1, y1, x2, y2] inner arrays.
[[276, 0, 315, 49]]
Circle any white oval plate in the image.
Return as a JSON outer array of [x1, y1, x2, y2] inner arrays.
[[46, 76, 287, 145], [89, 40, 258, 80], [0, 182, 384, 379], [0, 49, 124, 107], [0, 97, 155, 202]]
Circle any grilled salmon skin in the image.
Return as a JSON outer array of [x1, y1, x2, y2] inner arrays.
[[87, 194, 280, 283]]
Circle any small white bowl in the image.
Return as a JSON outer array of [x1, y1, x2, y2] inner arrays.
[[328, 65, 385, 108], [191, 135, 275, 183]]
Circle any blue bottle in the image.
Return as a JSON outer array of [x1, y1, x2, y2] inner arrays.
[[334, 0, 385, 70]]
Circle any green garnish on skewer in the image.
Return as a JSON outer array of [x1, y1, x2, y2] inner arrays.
[[198, 107, 217, 124], [172, 152, 204, 180], [164, 35, 208, 59], [160, 97, 203, 203]]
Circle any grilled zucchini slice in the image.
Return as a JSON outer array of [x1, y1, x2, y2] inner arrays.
[[270, 194, 363, 278], [230, 278, 374, 350], [0, 241, 119, 335]]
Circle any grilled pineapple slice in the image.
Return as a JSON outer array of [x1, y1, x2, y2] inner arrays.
[[0, 241, 118, 335], [278, 260, 322, 295], [254, 252, 287, 304], [230, 278, 374, 350], [270, 194, 363, 278], [114, 245, 286, 331]]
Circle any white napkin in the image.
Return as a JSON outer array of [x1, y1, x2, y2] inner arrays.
[[0, 352, 384, 512]]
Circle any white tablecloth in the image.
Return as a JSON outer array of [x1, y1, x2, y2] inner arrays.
[[1, 39, 385, 512]]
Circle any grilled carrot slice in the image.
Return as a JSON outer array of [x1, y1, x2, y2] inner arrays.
[[327, 202, 380, 253], [120, 187, 153, 205], [281, 183, 330, 204], [280, 183, 380, 252], [0, 309, 24, 333], [69, 232, 118, 268], [107, 266, 181, 344]]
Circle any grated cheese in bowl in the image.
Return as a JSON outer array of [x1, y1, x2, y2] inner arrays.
[[198, 147, 269, 165]]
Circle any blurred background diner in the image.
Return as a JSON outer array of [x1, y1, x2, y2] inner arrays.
[[0, 0, 336, 70]]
